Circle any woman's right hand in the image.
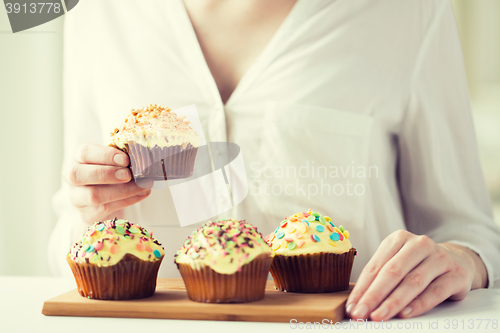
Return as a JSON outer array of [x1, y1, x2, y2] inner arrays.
[[63, 142, 152, 225]]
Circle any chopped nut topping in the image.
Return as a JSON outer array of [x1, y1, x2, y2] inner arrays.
[[111, 104, 198, 142]]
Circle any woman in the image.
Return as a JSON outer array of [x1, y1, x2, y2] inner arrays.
[[49, 0, 500, 321]]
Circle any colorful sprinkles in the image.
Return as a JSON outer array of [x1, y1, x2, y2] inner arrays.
[[316, 225, 325, 232], [265, 209, 352, 252], [174, 219, 271, 273], [330, 233, 340, 241], [68, 218, 164, 265]]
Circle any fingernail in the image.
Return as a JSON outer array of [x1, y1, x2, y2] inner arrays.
[[114, 154, 128, 166], [401, 306, 412, 317], [138, 190, 151, 196], [351, 304, 369, 319], [346, 303, 356, 315], [115, 169, 130, 181], [372, 305, 388, 320]]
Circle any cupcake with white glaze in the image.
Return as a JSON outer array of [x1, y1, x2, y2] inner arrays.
[[266, 209, 356, 293], [67, 218, 164, 300], [110, 104, 200, 180], [175, 219, 274, 303]]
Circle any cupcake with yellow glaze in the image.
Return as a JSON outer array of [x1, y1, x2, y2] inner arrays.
[[266, 209, 356, 293], [175, 219, 274, 303], [67, 218, 165, 300], [110, 104, 200, 181]]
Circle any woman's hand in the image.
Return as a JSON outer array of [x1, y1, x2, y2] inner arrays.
[[346, 230, 488, 321], [63, 143, 152, 224]]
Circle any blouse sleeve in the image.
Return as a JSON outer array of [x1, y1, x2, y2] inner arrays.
[[398, 0, 500, 288], [48, 111, 103, 276], [47, 19, 104, 277]]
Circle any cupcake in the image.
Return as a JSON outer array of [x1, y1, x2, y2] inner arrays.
[[266, 209, 356, 293], [110, 104, 201, 181], [67, 218, 165, 300], [175, 219, 274, 303]]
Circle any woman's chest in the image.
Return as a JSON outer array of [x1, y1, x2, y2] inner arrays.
[[181, 0, 297, 104], [78, 0, 416, 146]]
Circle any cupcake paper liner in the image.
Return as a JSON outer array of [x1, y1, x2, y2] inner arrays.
[[270, 248, 356, 293], [125, 141, 198, 180], [67, 253, 163, 300], [176, 254, 273, 303]]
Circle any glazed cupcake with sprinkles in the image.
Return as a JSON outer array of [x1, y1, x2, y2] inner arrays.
[[67, 218, 164, 300], [175, 219, 274, 303], [266, 209, 356, 293]]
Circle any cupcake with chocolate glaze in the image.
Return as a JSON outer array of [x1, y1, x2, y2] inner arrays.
[[110, 104, 200, 181], [67, 218, 164, 300], [175, 219, 274, 303], [266, 209, 356, 293]]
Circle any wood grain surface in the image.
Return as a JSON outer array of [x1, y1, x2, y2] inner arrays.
[[42, 279, 353, 323]]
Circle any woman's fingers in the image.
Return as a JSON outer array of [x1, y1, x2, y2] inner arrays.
[[64, 143, 131, 186], [74, 143, 129, 167], [63, 142, 153, 225], [349, 234, 434, 320], [398, 247, 472, 319], [346, 230, 411, 316], [65, 163, 132, 185], [69, 181, 149, 208], [80, 190, 151, 223], [397, 272, 461, 319], [347, 231, 477, 322], [350, 234, 434, 320], [370, 246, 451, 321]]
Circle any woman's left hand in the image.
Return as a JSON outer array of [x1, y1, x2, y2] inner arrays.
[[346, 229, 488, 321]]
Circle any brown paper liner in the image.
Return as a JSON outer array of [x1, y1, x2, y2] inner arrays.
[[123, 141, 198, 180], [270, 248, 356, 293], [67, 254, 163, 300], [176, 254, 273, 303]]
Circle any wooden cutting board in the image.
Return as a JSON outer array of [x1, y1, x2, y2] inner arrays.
[[42, 278, 353, 323]]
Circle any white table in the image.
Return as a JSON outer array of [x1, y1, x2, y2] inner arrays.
[[1, 276, 499, 333]]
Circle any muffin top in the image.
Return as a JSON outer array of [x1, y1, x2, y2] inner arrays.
[[68, 218, 164, 267], [110, 104, 200, 149], [265, 209, 352, 256], [174, 219, 273, 274]]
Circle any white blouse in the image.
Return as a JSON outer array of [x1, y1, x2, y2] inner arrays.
[[49, 0, 500, 287]]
